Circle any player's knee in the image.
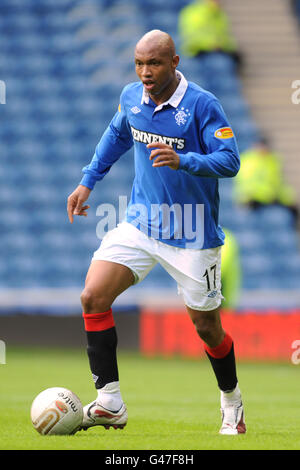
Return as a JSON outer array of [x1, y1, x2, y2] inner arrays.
[[194, 322, 215, 344], [80, 288, 111, 314], [192, 314, 219, 344]]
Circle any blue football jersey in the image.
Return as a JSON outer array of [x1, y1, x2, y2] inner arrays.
[[80, 71, 240, 249]]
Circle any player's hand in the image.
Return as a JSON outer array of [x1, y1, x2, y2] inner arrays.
[[147, 142, 180, 170], [67, 185, 91, 223]]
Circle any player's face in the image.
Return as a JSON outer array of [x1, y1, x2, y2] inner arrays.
[[135, 46, 179, 103]]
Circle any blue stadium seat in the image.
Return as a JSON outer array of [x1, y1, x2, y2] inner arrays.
[[254, 206, 295, 229], [0, 0, 298, 300], [235, 231, 264, 252]]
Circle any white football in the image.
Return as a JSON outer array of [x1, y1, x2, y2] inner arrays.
[[31, 387, 83, 435]]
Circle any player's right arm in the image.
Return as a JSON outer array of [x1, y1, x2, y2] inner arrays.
[[80, 86, 133, 191], [67, 184, 91, 224], [67, 86, 133, 223]]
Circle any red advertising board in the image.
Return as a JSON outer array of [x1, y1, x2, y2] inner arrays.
[[140, 309, 300, 361]]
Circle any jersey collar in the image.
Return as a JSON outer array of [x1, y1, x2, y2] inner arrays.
[[141, 70, 188, 112]]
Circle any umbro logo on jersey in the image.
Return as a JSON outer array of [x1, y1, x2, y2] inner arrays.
[[207, 290, 218, 298], [131, 106, 141, 114]]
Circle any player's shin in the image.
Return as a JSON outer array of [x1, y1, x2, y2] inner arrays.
[[83, 309, 122, 410], [204, 332, 238, 392], [204, 333, 246, 434]]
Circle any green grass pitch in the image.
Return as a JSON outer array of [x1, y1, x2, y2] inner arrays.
[[0, 347, 299, 450]]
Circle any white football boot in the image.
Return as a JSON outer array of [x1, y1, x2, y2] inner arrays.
[[81, 401, 127, 430], [80, 381, 128, 431], [219, 384, 246, 435]]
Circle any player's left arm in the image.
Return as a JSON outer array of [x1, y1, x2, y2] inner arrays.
[[177, 98, 240, 178]]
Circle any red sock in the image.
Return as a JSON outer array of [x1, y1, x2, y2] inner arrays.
[[204, 333, 237, 391], [83, 309, 118, 389], [204, 332, 233, 359], [83, 308, 115, 332]]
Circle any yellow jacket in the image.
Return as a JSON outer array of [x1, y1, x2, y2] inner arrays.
[[234, 147, 295, 206], [178, 0, 237, 56], [221, 229, 241, 309]]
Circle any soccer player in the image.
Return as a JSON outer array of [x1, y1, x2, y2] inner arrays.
[[67, 30, 246, 435]]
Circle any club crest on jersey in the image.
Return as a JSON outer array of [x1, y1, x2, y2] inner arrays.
[[173, 107, 191, 126]]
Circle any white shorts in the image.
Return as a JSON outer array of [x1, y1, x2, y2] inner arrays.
[[92, 222, 223, 311]]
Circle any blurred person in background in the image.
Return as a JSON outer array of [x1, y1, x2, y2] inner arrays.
[[178, 0, 241, 66], [221, 228, 241, 310], [233, 138, 299, 227]]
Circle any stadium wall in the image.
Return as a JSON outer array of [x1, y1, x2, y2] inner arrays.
[[1, 308, 299, 362], [0, 309, 140, 350], [140, 309, 300, 361]]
